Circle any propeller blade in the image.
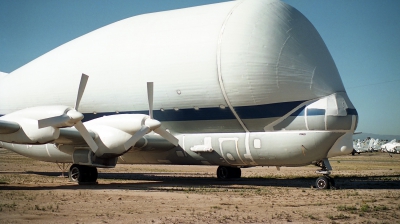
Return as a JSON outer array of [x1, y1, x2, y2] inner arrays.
[[38, 115, 70, 129], [123, 125, 150, 151], [154, 127, 179, 146], [75, 74, 89, 110], [144, 81, 178, 146], [38, 109, 84, 129], [74, 121, 98, 153], [147, 82, 154, 119]]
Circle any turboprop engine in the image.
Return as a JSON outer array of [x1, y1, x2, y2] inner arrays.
[[76, 81, 178, 158], [82, 113, 173, 158], [55, 110, 178, 168], [0, 74, 178, 164], [0, 105, 84, 144], [0, 74, 97, 149]]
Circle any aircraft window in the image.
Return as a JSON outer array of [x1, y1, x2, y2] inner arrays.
[[254, 139, 261, 149]]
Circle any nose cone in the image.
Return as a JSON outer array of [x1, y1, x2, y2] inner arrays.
[[145, 119, 161, 130], [219, 0, 345, 106], [67, 109, 84, 122]]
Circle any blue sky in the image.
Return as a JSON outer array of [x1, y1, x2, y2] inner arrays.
[[1, 0, 399, 135]]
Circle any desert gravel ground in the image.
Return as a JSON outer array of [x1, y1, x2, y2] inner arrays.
[[0, 148, 399, 223]]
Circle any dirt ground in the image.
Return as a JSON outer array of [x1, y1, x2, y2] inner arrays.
[[0, 148, 399, 223]]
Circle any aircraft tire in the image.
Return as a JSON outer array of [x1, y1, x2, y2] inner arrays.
[[86, 166, 98, 182], [217, 166, 230, 180], [315, 176, 330, 189], [230, 167, 241, 179], [69, 164, 82, 182], [69, 165, 98, 183], [217, 166, 242, 179]]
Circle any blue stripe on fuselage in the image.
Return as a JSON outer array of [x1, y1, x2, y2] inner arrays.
[[82, 100, 306, 122], [0, 101, 358, 122]]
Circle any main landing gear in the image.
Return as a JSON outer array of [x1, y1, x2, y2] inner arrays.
[[216, 166, 241, 179], [69, 164, 98, 184], [315, 158, 335, 189]]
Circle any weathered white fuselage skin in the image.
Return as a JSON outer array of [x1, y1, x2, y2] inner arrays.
[[0, 0, 357, 167]]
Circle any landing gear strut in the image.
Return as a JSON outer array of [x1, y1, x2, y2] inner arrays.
[[216, 166, 241, 179], [315, 158, 335, 189], [69, 164, 98, 184], [56, 162, 70, 177]]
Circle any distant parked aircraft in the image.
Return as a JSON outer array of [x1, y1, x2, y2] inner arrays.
[[381, 140, 400, 153]]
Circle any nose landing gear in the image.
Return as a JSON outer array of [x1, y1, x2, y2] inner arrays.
[[315, 159, 335, 189], [316, 175, 335, 189]]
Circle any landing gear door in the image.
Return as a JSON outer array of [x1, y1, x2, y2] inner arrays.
[[219, 138, 246, 166]]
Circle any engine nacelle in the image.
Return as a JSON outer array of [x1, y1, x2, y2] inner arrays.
[[0, 106, 74, 144], [0, 118, 59, 144], [84, 114, 149, 157]]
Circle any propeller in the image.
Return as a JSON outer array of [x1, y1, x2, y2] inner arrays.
[[38, 74, 99, 153], [123, 82, 179, 151], [147, 82, 154, 119], [38, 109, 83, 129]]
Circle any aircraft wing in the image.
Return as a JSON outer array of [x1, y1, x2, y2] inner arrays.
[[0, 116, 174, 153], [56, 127, 97, 145], [0, 108, 178, 157], [56, 127, 174, 152], [0, 118, 96, 145], [0, 77, 178, 158]]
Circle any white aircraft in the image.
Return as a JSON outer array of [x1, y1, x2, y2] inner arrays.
[[353, 139, 369, 154], [0, 0, 357, 189], [381, 140, 400, 153], [353, 138, 381, 154], [369, 138, 384, 152]]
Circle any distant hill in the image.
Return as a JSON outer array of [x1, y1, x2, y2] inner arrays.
[[353, 133, 400, 141]]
